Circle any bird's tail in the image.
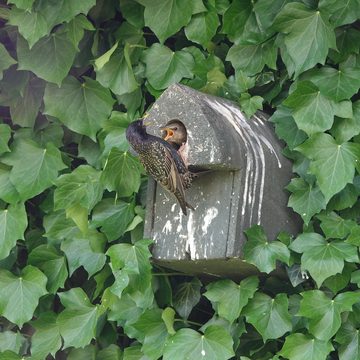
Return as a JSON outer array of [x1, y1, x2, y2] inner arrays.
[[175, 190, 195, 216]]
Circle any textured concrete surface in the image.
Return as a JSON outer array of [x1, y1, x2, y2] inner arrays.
[[143, 84, 301, 276]]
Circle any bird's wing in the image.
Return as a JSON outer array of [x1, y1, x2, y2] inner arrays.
[[161, 146, 186, 199]]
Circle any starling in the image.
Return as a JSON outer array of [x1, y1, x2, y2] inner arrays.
[[126, 119, 194, 215], [160, 119, 187, 150]]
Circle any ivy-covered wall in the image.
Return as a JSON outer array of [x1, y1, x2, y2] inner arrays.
[[0, 0, 360, 359]]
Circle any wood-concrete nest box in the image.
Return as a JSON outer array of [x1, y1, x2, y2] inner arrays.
[[144, 84, 301, 277]]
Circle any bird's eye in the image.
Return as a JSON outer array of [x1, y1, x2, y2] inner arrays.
[[173, 127, 178, 130]]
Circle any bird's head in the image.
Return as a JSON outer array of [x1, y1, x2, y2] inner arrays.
[[160, 119, 187, 146], [126, 118, 150, 143]]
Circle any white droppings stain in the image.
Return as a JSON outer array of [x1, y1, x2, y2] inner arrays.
[[162, 220, 172, 234], [202, 207, 219, 235], [171, 203, 176, 212], [201, 350, 206, 356], [186, 211, 196, 259]]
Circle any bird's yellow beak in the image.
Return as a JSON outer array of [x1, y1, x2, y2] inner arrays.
[[160, 127, 173, 141]]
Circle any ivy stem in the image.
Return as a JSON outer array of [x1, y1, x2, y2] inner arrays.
[[129, 44, 148, 49], [174, 319, 203, 327], [152, 272, 192, 276]]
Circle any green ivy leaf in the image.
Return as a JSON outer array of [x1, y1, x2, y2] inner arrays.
[[307, 66, 360, 102], [243, 225, 290, 273], [144, 43, 194, 90], [298, 290, 360, 341], [101, 149, 142, 197], [137, 0, 193, 43], [296, 133, 360, 201], [2, 139, 66, 200], [0, 331, 25, 354], [287, 178, 327, 225], [221, 0, 251, 42], [0, 124, 11, 155], [54, 165, 103, 212], [163, 325, 234, 360], [44, 76, 114, 141], [239, 93, 263, 118], [185, 8, 219, 48], [132, 308, 169, 359], [120, 0, 145, 28], [289, 233, 358, 286], [96, 44, 139, 96], [8, 0, 34, 10], [28, 245, 68, 294], [162, 307, 176, 335], [270, 106, 307, 150], [123, 344, 151, 360], [92, 198, 135, 241], [274, 3, 336, 77], [284, 81, 335, 135], [173, 278, 202, 320], [31, 312, 62, 359], [17, 32, 78, 85], [204, 276, 258, 324], [0, 265, 47, 327], [243, 292, 292, 341], [319, 0, 360, 27], [0, 203, 27, 260], [61, 231, 106, 278], [226, 40, 277, 76], [97, 344, 123, 360], [317, 211, 356, 239], [0, 44, 16, 80], [57, 288, 99, 349], [335, 320, 360, 360], [279, 333, 333, 360]]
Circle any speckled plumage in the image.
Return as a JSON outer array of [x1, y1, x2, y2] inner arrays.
[[126, 119, 194, 215]]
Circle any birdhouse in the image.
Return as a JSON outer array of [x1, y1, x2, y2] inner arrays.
[[144, 84, 300, 277]]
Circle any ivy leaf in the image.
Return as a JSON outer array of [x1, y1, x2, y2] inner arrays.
[[279, 333, 333, 360], [185, 8, 219, 48], [107, 239, 152, 275], [243, 292, 292, 341], [8, 0, 34, 10], [17, 32, 78, 85], [0, 203, 27, 261], [0, 44, 16, 80], [57, 288, 99, 349], [163, 325, 234, 360], [61, 231, 106, 278], [239, 93, 263, 118], [319, 0, 360, 27], [54, 165, 103, 212], [28, 245, 68, 294], [98, 345, 123, 360], [0, 124, 11, 155], [132, 309, 169, 359], [92, 198, 135, 241], [243, 225, 290, 273], [273, 3, 336, 77], [287, 178, 327, 225], [101, 149, 142, 197], [284, 81, 335, 136], [173, 278, 202, 320], [2, 139, 66, 200], [270, 106, 307, 150], [9, 75, 45, 128], [96, 44, 139, 96], [44, 76, 114, 141], [226, 40, 277, 76], [144, 43, 194, 90], [298, 290, 360, 341], [204, 276, 258, 324], [308, 66, 360, 102], [162, 307, 176, 335], [137, 0, 193, 43], [0, 331, 25, 353], [296, 133, 360, 201], [123, 345, 150, 360], [120, 0, 145, 28], [289, 233, 358, 287], [0, 265, 47, 327], [335, 320, 360, 360], [317, 211, 355, 239], [221, 0, 251, 41], [31, 312, 62, 359]]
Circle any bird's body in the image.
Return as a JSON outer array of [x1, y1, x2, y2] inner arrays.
[[126, 119, 194, 215]]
